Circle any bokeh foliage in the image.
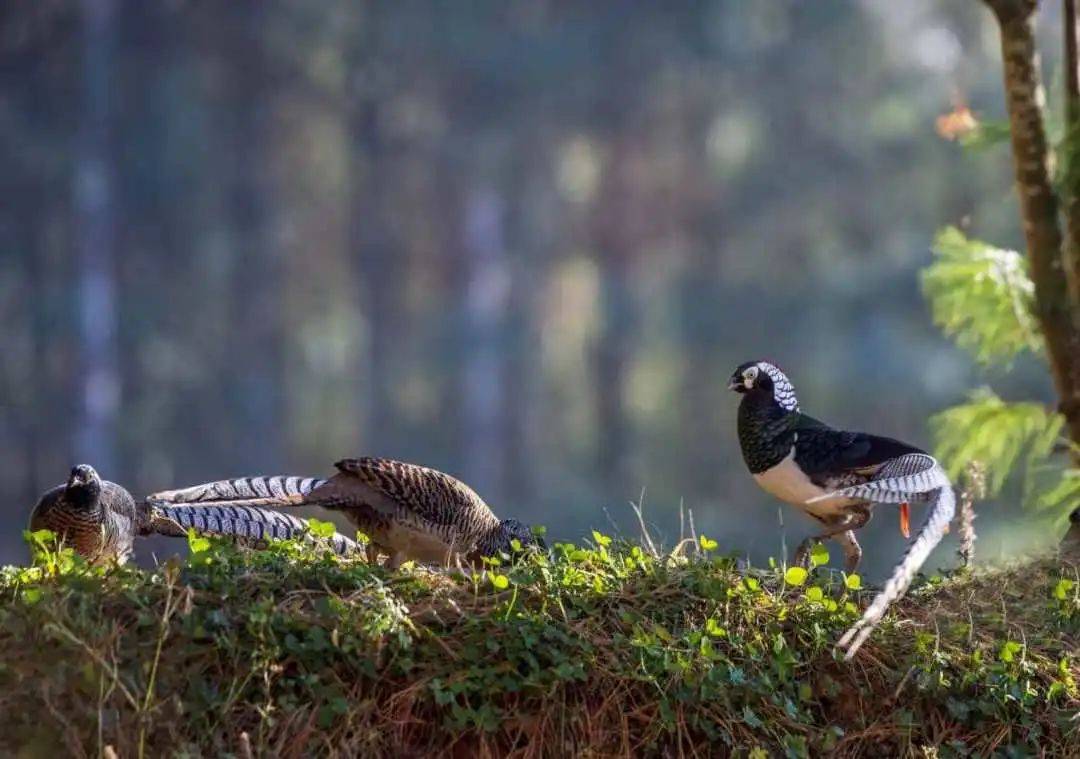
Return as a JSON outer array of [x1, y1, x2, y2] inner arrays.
[[922, 227, 1076, 524]]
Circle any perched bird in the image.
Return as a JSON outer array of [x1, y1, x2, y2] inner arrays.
[[148, 456, 541, 568], [29, 464, 359, 565], [1062, 507, 1080, 558], [729, 360, 955, 659]]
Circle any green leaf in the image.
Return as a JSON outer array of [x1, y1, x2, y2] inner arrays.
[[699, 535, 718, 552], [922, 227, 1041, 365], [999, 640, 1023, 663], [958, 120, 1011, 152], [187, 529, 211, 554], [705, 618, 726, 638], [491, 574, 510, 590], [784, 567, 808, 587], [591, 530, 611, 548], [931, 388, 1067, 499], [742, 705, 763, 729], [806, 586, 824, 602], [845, 574, 862, 591], [809, 543, 829, 567], [1053, 578, 1075, 601], [306, 518, 337, 539]]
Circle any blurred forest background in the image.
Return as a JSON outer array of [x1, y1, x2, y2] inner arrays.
[[0, 1, 1066, 571]]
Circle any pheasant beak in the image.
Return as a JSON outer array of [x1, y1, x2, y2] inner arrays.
[[899, 502, 911, 539]]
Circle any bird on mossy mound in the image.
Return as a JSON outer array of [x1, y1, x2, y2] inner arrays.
[[29, 464, 359, 565], [148, 456, 542, 568], [729, 360, 955, 659]]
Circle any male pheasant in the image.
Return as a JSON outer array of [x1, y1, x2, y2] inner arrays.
[[730, 360, 955, 658]]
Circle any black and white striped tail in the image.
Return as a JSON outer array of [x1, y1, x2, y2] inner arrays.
[[149, 503, 359, 556], [147, 476, 327, 509], [825, 455, 955, 659], [807, 454, 941, 504]]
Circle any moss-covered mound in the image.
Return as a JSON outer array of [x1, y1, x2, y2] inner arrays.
[[0, 532, 1076, 757]]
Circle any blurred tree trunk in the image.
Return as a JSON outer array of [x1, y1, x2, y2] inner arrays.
[[460, 187, 509, 502], [225, 6, 283, 472], [350, 103, 405, 455], [1066, 0, 1080, 306], [982, 0, 1080, 455], [74, 0, 119, 473], [591, 138, 638, 490]]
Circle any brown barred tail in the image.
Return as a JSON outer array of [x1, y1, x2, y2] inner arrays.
[[147, 475, 327, 509], [148, 503, 359, 556]]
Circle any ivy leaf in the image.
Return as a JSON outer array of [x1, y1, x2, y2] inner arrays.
[[784, 567, 808, 587], [1053, 578, 1075, 601], [845, 574, 862, 591], [187, 529, 211, 554], [999, 640, 1023, 663], [306, 518, 336, 539], [699, 535, 718, 552]]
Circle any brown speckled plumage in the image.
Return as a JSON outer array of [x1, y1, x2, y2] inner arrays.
[[30, 465, 359, 564], [29, 465, 140, 565], [148, 456, 539, 567]]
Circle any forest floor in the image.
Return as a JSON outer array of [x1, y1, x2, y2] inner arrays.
[[0, 530, 1077, 758]]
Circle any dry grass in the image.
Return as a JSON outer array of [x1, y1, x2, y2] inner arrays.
[[0, 532, 1076, 758]]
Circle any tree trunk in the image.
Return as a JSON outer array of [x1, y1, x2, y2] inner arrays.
[[1065, 0, 1080, 307], [225, 6, 283, 473], [74, 0, 120, 473], [983, 0, 1080, 454], [460, 187, 509, 502]]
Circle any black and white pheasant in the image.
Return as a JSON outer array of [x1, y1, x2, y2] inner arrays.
[[29, 464, 359, 565], [147, 457, 541, 568], [729, 360, 955, 658]]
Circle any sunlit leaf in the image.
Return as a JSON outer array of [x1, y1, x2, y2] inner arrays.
[[306, 518, 337, 539], [784, 567, 808, 587], [922, 227, 1041, 365]]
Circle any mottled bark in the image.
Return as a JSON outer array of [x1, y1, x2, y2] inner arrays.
[[1064, 0, 1080, 310], [983, 0, 1080, 454]]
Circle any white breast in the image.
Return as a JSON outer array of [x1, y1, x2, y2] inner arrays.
[[752, 450, 856, 519]]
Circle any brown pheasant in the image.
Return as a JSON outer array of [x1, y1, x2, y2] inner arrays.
[[147, 457, 541, 568]]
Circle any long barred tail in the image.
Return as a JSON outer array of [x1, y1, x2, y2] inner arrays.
[[147, 475, 327, 509], [807, 454, 941, 504], [148, 503, 360, 556], [835, 460, 955, 660]]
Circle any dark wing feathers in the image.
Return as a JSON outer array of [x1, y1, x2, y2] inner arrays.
[[793, 414, 924, 477]]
